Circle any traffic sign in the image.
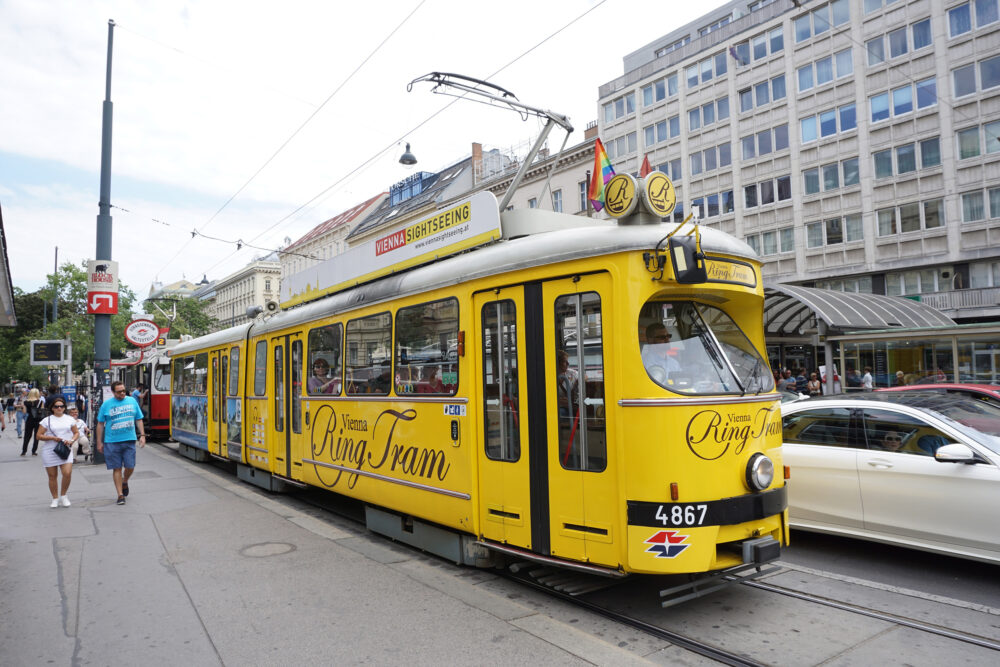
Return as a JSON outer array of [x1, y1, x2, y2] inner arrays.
[[87, 291, 119, 314]]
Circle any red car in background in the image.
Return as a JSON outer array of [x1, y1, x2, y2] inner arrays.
[[877, 383, 1000, 407]]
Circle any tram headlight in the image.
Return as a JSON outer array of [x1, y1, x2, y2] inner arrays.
[[745, 453, 774, 491]]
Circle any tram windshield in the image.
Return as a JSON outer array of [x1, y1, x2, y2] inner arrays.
[[639, 300, 774, 395]]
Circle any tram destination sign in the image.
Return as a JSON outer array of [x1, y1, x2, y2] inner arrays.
[[282, 191, 502, 308]]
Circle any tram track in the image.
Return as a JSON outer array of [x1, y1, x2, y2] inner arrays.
[[737, 575, 1000, 653]]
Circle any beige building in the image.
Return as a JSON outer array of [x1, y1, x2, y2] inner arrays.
[[207, 255, 281, 328]]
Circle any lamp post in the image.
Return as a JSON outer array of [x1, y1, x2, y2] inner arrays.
[[92, 19, 116, 464]]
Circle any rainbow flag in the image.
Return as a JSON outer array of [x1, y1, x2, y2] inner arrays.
[[588, 138, 615, 212]]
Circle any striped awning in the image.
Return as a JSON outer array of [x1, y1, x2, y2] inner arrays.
[[763, 284, 955, 336]]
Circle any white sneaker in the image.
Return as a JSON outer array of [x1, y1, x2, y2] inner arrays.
[[50, 498, 59, 508], [59, 496, 71, 507]]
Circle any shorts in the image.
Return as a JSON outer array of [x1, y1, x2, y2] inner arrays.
[[104, 440, 136, 470]]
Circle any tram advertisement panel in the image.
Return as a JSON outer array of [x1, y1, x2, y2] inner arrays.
[[172, 395, 208, 448], [226, 397, 242, 444]]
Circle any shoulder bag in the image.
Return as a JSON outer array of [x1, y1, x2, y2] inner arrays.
[[46, 417, 71, 460]]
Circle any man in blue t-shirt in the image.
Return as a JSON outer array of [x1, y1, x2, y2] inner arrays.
[[96, 381, 146, 506]]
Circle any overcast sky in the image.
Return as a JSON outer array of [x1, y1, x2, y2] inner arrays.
[[0, 0, 726, 299]]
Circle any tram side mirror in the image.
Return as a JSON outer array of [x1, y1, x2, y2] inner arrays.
[[668, 236, 707, 284]]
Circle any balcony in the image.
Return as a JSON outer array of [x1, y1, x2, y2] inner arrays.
[[912, 287, 1000, 319]]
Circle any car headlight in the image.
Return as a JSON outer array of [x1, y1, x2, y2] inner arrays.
[[745, 453, 774, 491]]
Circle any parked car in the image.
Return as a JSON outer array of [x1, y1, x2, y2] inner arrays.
[[878, 383, 1000, 407], [781, 392, 1000, 563]]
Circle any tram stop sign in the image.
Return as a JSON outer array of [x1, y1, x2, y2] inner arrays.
[[86, 259, 120, 315]]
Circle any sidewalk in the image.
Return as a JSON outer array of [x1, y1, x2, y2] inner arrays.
[[0, 425, 663, 665]]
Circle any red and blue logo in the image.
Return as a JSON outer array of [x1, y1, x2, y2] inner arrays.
[[644, 530, 690, 558]]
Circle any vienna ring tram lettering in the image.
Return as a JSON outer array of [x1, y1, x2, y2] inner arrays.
[[167, 182, 788, 604], [309, 404, 451, 489]]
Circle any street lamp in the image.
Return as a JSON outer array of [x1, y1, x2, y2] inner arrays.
[[399, 143, 417, 166]]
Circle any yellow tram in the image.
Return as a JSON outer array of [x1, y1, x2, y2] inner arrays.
[[169, 184, 787, 579]]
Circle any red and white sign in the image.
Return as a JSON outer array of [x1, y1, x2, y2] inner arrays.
[[87, 259, 120, 314], [87, 292, 119, 315], [125, 318, 159, 347]]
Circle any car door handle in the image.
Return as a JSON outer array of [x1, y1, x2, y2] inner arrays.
[[866, 459, 893, 469]]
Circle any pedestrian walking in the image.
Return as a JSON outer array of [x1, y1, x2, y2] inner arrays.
[[21, 388, 44, 456], [862, 366, 874, 391], [5, 393, 15, 423], [95, 381, 146, 505], [15, 387, 26, 438], [36, 399, 79, 508]]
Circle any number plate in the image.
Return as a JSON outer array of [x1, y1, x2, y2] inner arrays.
[[627, 488, 787, 528]]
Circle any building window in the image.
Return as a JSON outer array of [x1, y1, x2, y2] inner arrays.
[[528, 198, 537, 209], [962, 191, 986, 222], [578, 181, 587, 212], [952, 55, 1000, 97], [552, 189, 563, 213]]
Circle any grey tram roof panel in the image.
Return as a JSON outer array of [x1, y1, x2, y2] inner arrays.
[[763, 284, 955, 336]]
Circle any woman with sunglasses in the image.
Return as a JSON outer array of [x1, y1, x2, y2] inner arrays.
[[36, 401, 80, 508]]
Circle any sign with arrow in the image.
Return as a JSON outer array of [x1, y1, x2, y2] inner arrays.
[[86, 259, 120, 315]]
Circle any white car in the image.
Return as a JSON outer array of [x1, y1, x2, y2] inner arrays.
[[781, 392, 1000, 563]]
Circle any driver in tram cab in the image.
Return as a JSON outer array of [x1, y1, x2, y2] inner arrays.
[[641, 322, 679, 383], [307, 358, 339, 394]]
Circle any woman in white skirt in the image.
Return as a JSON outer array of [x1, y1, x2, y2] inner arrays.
[[36, 400, 80, 508]]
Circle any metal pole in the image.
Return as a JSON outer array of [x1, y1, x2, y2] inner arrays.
[[53, 246, 58, 322], [93, 19, 116, 465]]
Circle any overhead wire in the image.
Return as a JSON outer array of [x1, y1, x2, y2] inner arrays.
[[152, 0, 427, 279]]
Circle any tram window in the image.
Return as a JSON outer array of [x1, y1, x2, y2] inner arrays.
[[274, 344, 285, 432], [554, 293, 606, 472], [346, 312, 392, 396], [482, 300, 520, 462], [395, 298, 459, 395], [194, 353, 208, 395], [253, 341, 267, 396], [229, 347, 240, 396], [182, 356, 196, 394], [307, 323, 342, 395], [172, 359, 184, 394], [211, 357, 218, 422], [291, 340, 302, 434], [638, 300, 774, 395]]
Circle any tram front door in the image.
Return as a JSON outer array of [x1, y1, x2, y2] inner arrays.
[[474, 274, 616, 567]]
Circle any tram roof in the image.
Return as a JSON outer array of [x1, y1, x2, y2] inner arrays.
[[172, 211, 758, 357]]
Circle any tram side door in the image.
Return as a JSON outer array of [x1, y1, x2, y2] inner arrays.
[[474, 287, 532, 549], [543, 274, 618, 567], [272, 333, 305, 480], [207, 351, 228, 458]]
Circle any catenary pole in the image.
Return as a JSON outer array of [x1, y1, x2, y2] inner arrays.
[[93, 19, 115, 463]]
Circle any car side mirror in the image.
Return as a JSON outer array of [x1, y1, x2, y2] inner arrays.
[[934, 443, 977, 463]]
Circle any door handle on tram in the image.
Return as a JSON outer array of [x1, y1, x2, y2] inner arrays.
[[866, 458, 893, 469]]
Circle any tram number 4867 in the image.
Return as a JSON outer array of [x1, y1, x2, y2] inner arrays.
[[656, 504, 708, 527]]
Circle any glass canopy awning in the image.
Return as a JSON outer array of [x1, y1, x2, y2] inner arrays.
[[763, 284, 955, 337]]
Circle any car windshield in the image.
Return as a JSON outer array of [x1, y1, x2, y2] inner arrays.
[[638, 300, 774, 396]]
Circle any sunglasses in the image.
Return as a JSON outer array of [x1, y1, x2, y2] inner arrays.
[[114, 389, 127, 394], [52, 405, 66, 409]]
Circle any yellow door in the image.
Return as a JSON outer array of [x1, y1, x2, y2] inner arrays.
[[544, 273, 619, 567], [207, 351, 227, 458], [474, 287, 532, 549]]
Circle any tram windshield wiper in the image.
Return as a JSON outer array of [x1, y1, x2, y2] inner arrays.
[[742, 355, 762, 396]]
